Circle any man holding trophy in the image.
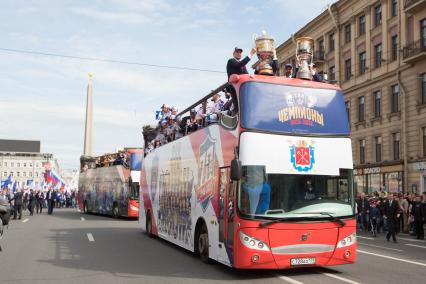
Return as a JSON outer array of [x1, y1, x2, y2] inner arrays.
[[226, 46, 257, 80]]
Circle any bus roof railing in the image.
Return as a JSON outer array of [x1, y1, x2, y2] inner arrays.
[[176, 82, 229, 118]]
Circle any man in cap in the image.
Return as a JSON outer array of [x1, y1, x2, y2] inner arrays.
[[284, 64, 294, 78], [226, 46, 256, 80]]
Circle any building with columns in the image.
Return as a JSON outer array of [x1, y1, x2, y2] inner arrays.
[[276, 0, 426, 194]]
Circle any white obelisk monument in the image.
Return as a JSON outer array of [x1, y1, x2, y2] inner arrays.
[[83, 73, 94, 156]]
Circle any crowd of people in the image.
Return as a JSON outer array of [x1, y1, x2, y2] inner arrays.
[[145, 91, 235, 154], [0, 187, 78, 219], [81, 151, 129, 172], [356, 191, 426, 241]]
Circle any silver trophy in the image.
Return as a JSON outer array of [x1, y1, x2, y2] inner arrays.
[[295, 37, 314, 80]]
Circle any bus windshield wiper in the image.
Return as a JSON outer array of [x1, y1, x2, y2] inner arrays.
[[258, 217, 301, 228], [297, 212, 346, 227], [258, 212, 346, 228]]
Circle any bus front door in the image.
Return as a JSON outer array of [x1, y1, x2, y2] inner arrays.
[[218, 167, 234, 265]]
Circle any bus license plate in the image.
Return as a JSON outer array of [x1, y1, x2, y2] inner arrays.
[[290, 257, 316, 266]]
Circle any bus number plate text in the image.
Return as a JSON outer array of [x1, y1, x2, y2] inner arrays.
[[290, 257, 316, 266]]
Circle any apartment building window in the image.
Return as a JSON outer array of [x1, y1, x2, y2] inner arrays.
[[17, 163, 20, 167], [10, 172, 13, 177], [374, 43, 382, 68], [344, 59, 351, 81], [375, 136, 382, 162], [344, 24, 351, 43], [422, 73, 426, 104], [23, 172, 26, 177], [17, 172, 20, 177], [360, 139, 366, 164], [3, 172, 6, 177], [391, 84, 400, 112], [30, 163, 32, 167], [318, 38, 325, 59], [359, 15, 366, 36], [391, 0, 398, 18], [423, 127, 426, 156], [11, 162, 14, 167], [391, 35, 398, 61], [36, 172, 39, 177], [358, 96, 365, 122], [23, 163, 26, 167], [329, 33, 335, 52], [345, 101, 351, 124], [329, 66, 335, 81], [374, 4, 382, 27], [359, 52, 367, 75], [422, 19, 426, 48], [374, 90, 382, 117], [29, 172, 32, 177], [393, 132, 400, 160], [4, 162, 7, 167]]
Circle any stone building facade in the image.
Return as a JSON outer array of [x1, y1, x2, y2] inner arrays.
[[276, 0, 426, 194]]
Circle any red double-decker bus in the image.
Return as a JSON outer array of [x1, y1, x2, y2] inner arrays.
[[78, 148, 143, 218], [139, 74, 355, 268]]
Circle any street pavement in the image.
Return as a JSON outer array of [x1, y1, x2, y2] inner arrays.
[[0, 208, 425, 284]]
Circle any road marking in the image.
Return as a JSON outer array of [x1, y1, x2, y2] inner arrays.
[[81, 217, 85, 221], [87, 233, 95, 242], [405, 243, 426, 249], [357, 236, 374, 240], [397, 237, 426, 243], [357, 249, 426, 267], [321, 273, 361, 284], [278, 275, 304, 284], [358, 242, 403, 252], [22, 218, 29, 223]]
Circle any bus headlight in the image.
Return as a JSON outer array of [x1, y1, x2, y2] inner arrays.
[[239, 231, 270, 251], [130, 204, 139, 211], [337, 233, 356, 248]]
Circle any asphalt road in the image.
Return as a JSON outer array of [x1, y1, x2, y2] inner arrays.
[[0, 208, 425, 284]]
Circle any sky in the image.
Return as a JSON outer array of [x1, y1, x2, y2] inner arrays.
[[0, 0, 335, 170]]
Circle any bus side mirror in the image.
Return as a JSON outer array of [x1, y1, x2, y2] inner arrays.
[[230, 159, 242, 181]]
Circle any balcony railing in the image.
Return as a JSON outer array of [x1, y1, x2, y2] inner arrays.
[[403, 39, 426, 62], [404, 0, 426, 12], [314, 51, 325, 62]]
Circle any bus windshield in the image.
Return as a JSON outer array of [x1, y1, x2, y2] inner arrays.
[[239, 82, 350, 135], [237, 166, 354, 220]]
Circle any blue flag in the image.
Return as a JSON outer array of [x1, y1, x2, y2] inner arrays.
[[12, 181, 17, 193], [1, 175, 11, 188], [155, 110, 163, 120]]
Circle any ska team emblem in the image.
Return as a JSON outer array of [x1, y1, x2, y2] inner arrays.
[[290, 140, 315, 172]]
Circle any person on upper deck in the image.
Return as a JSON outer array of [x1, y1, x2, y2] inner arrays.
[[226, 46, 256, 80], [284, 64, 294, 78]]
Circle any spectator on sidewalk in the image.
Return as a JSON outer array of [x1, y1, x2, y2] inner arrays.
[[410, 195, 425, 240], [384, 194, 401, 243], [356, 193, 370, 232]]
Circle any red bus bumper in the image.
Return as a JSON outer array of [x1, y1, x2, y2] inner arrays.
[[233, 221, 356, 269], [127, 199, 139, 218]]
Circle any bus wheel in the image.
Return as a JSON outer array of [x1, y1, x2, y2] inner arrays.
[[146, 212, 153, 238], [112, 203, 119, 218], [83, 202, 89, 214], [198, 223, 210, 263]]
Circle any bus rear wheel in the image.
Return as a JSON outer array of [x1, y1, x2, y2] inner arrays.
[[112, 203, 119, 218], [83, 201, 89, 214], [198, 223, 210, 263], [146, 212, 153, 238]]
